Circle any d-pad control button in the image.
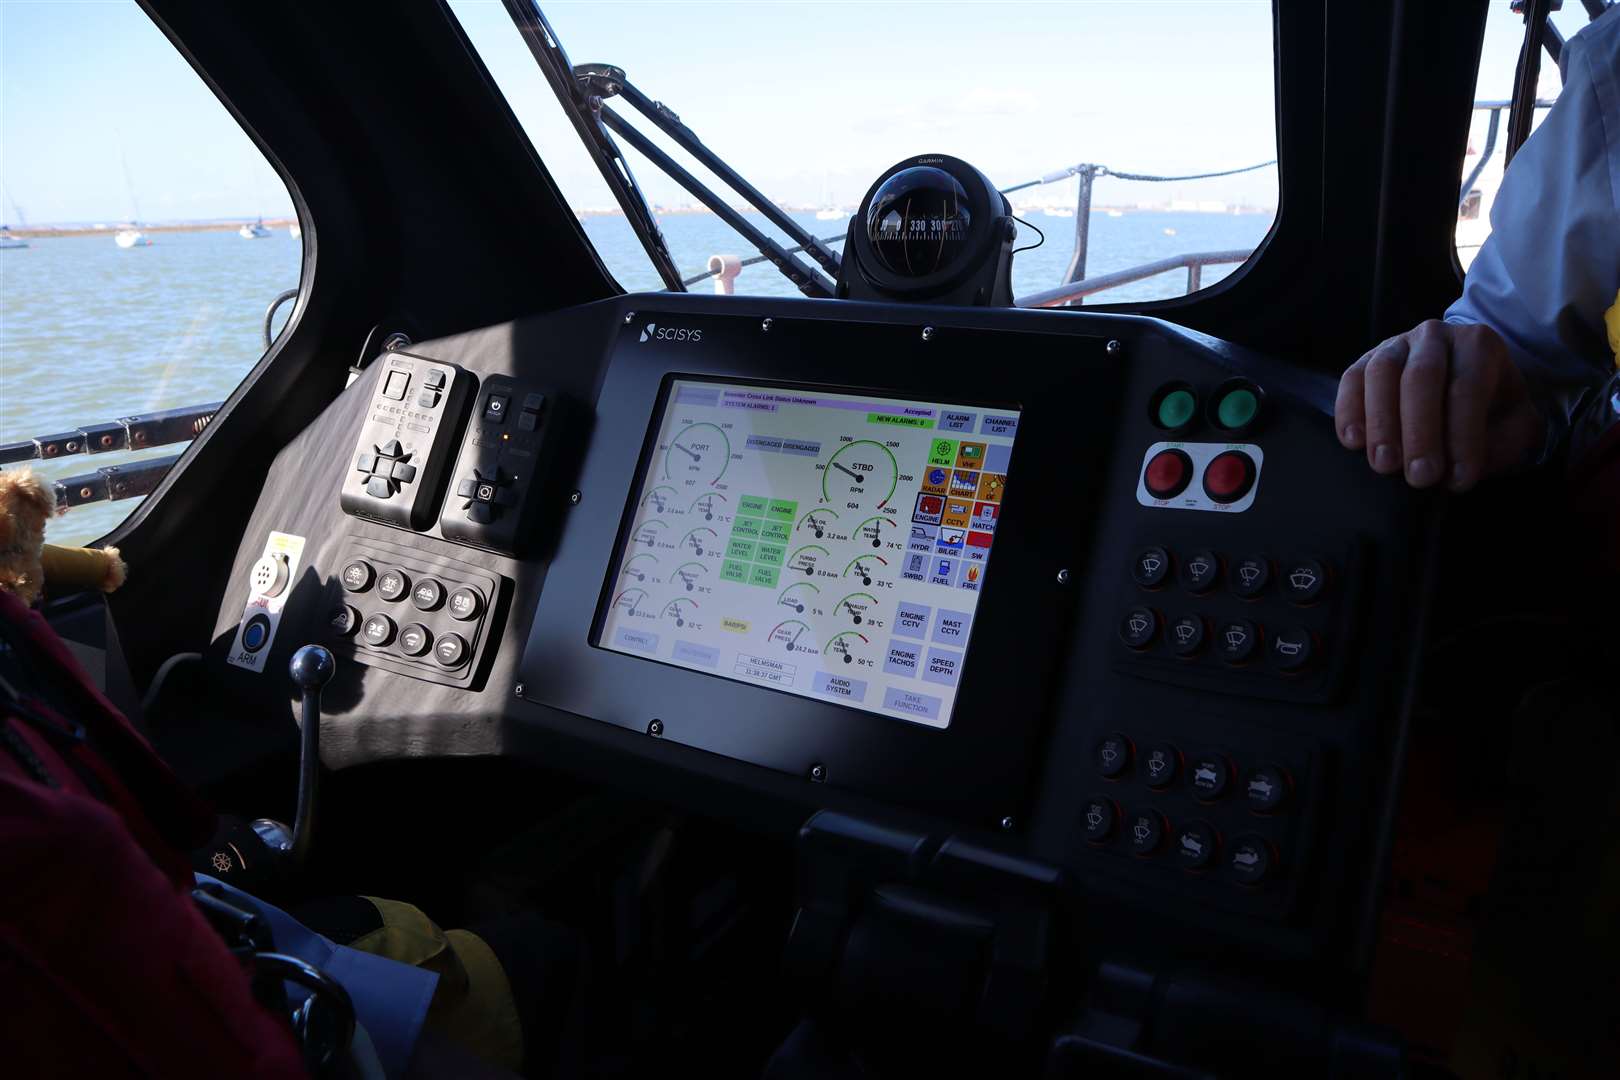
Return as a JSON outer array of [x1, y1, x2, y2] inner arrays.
[[356, 440, 414, 499], [458, 467, 510, 525]]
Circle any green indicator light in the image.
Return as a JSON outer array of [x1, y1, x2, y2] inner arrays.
[[1217, 389, 1259, 429], [1157, 389, 1197, 429]]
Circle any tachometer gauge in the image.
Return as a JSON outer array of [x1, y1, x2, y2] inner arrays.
[[663, 422, 730, 487], [822, 440, 898, 511]]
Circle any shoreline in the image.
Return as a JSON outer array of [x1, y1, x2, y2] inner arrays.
[[5, 218, 297, 239]]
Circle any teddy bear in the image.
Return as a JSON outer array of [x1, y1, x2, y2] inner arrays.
[[0, 467, 127, 606]]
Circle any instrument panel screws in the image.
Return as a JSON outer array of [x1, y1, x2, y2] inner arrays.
[[514, 683, 525, 697], [1056, 568, 1071, 585], [569, 490, 581, 505], [623, 311, 636, 325], [1106, 339, 1123, 355], [999, 816, 1015, 831], [809, 763, 826, 783], [921, 326, 935, 342], [648, 718, 664, 737], [761, 318, 773, 332]]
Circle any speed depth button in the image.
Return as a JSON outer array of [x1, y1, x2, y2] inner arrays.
[[1143, 449, 1193, 500]]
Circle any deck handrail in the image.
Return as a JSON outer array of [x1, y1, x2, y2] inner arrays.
[[1017, 249, 1255, 308]]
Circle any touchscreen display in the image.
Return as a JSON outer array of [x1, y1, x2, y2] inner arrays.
[[597, 379, 1018, 729]]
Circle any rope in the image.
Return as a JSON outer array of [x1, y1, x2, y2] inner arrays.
[[1100, 160, 1276, 183], [682, 232, 846, 286]]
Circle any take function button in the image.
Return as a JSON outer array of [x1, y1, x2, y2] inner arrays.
[[361, 613, 396, 648], [1209, 378, 1263, 434], [1119, 606, 1159, 649], [1214, 618, 1260, 664], [1094, 733, 1132, 779], [1243, 765, 1290, 814], [1268, 625, 1315, 672], [1231, 555, 1270, 599], [1281, 558, 1328, 604], [1149, 383, 1198, 432], [376, 568, 410, 603], [1168, 614, 1205, 657], [1202, 451, 1256, 504], [1142, 742, 1179, 789], [411, 578, 445, 612], [1126, 808, 1166, 856], [447, 586, 484, 622], [1178, 549, 1219, 593], [1188, 753, 1231, 800], [1174, 821, 1219, 871], [341, 560, 375, 593], [1143, 449, 1193, 500], [1081, 796, 1118, 843], [1131, 546, 1172, 589], [1228, 835, 1275, 886]]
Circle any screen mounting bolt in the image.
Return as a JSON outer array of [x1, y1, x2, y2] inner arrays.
[[999, 816, 1015, 831], [514, 683, 525, 697], [921, 326, 935, 342], [1106, 339, 1123, 355], [809, 763, 826, 783], [648, 718, 664, 737], [1056, 568, 1071, 585], [623, 311, 636, 325], [761, 318, 773, 332], [569, 490, 581, 505]]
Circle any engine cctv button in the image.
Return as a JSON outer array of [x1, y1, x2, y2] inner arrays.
[[434, 633, 470, 668], [1144, 449, 1193, 500], [1269, 625, 1315, 672], [376, 569, 410, 602], [1081, 797, 1118, 843], [1174, 821, 1219, 871], [1202, 450, 1256, 503], [1127, 808, 1166, 856], [1189, 753, 1231, 800], [1178, 549, 1219, 593], [1094, 733, 1132, 779], [1215, 618, 1260, 664], [1119, 606, 1158, 649], [1231, 555, 1270, 599], [361, 613, 396, 648], [341, 560, 375, 593], [1244, 765, 1290, 814], [1131, 545, 1172, 589], [329, 604, 360, 637], [411, 578, 445, 612], [1281, 558, 1328, 604], [1142, 742, 1179, 789], [1228, 835, 1275, 886], [399, 623, 433, 657], [1168, 614, 1205, 657], [448, 586, 484, 622]]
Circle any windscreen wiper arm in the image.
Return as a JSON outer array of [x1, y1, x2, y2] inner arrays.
[[501, 1, 686, 291]]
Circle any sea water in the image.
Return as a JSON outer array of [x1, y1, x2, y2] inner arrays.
[[0, 208, 1271, 545]]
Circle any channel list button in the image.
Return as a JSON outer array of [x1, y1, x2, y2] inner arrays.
[[893, 602, 931, 640], [812, 671, 868, 702], [612, 627, 660, 654], [882, 686, 942, 723]]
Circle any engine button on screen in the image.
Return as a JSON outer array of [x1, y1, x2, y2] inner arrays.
[[597, 379, 1019, 730]]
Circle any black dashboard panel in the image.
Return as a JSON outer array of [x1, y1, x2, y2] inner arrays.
[[205, 292, 1436, 980]]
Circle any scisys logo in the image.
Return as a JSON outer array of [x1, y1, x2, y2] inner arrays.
[[639, 322, 702, 344]]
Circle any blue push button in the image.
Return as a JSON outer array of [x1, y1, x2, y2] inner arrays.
[[241, 614, 271, 653]]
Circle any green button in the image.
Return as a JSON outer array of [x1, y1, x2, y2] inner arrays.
[[1217, 388, 1259, 429], [1157, 389, 1197, 429]]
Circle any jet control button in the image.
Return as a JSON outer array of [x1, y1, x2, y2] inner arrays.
[[1228, 835, 1275, 885], [1144, 449, 1193, 500], [1142, 743, 1179, 789], [1215, 618, 1260, 664], [1081, 796, 1118, 843], [1126, 808, 1166, 856], [341, 560, 375, 593], [1188, 753, 1231, 800], [1094, 733, 1132, 779], [329, 604, 360, 637], [376, 568, 410, 603], [1243, 765, 1290, 814], [1202, 450, 1256, 503], [1178, 549, 1219, 593], [411, 578, 445, 611], [361, 613, 396, 648], [1131, 545, 1172, 589], [1174, 821, 1219, 870], [1231, 555, 1270, 599], [398, 623, 433, 657], [1281, 558, 1328, 604], [1269, 625, 1315, 672], [1168, 614, 1205, 657], [1119, 606, 1158, 650], [483, 394, 509, 424], [433, 633, 469, 668], [423, 369, 446, 390], [447, 586, 484, 621]]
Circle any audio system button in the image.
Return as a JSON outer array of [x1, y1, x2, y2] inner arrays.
[[1095, 733, 1132, 779], [411, 578, 445, 611], [1131, 545, 1172, 588], [448, 587, 484, 621]]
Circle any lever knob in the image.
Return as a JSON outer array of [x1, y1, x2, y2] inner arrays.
[[289, 644, 336, 691]]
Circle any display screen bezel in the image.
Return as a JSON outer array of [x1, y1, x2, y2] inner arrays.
[[588, 372, 1022, 730]]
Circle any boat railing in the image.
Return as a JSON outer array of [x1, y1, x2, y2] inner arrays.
[[0, 403, 221, 511], [1017, 250, 1257, 309]]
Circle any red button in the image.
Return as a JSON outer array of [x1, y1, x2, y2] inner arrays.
[[1202, 451, 1255, 503], [1144, 449, 1192, 499]]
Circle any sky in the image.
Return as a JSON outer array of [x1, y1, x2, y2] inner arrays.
[[0, 1, 1592, 226]]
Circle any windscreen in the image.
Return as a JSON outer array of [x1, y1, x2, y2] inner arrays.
[[597, 378, 1019, 729]]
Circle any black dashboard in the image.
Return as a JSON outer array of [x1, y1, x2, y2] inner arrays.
[[206, 292, 1436, 992]]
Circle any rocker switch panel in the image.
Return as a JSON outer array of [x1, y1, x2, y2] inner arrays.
[[340, 353, 473, 531]]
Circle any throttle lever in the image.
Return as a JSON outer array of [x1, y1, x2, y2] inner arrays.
[[252, 645, 335, 870]]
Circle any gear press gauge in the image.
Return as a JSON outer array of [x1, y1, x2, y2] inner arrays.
[[837, 153, 1016, 307]]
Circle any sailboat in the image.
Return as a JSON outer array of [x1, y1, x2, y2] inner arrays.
[[814, 172, 846, 221], [115, 152, 153, 248], [239, 217, 271, 239], [288, 220, 302, 239], [1, 191, 30, 248]]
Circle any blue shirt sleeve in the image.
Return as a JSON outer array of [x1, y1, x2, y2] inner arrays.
[[1446, 7, 1620, 460]]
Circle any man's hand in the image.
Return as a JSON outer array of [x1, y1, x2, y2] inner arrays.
[[1335, 320, 1545, 491]]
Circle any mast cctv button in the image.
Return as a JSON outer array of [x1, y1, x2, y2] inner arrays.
[[1174, 821, 1219, 871], [1178, 549, 1219, 593], [341, 561, 375, 592], [1131, 545, 1172, 589], [1094, 733, 1132, 779], [398, 623, 433, 657], [1168, 614, 1205, 657], [448, 587, 484, 621], [361, 613, 396, 648], [1126, 808, 1166, 856], [1142, 742, 1179, 789], [411, 578, 445, 611], [1269, 625, 1315, 672], [1228, 835, 1275, 886], [1119, 606, 1158, 649], [1081, 797, 1118, 843], [1281, 558, 1328, 604], [1243, 765, 1290, 814], [434, 633, 470, 668], [376, 569, 410, 602], [1215, 618, 1259, 664], [1231, 555, 1270, 599]]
